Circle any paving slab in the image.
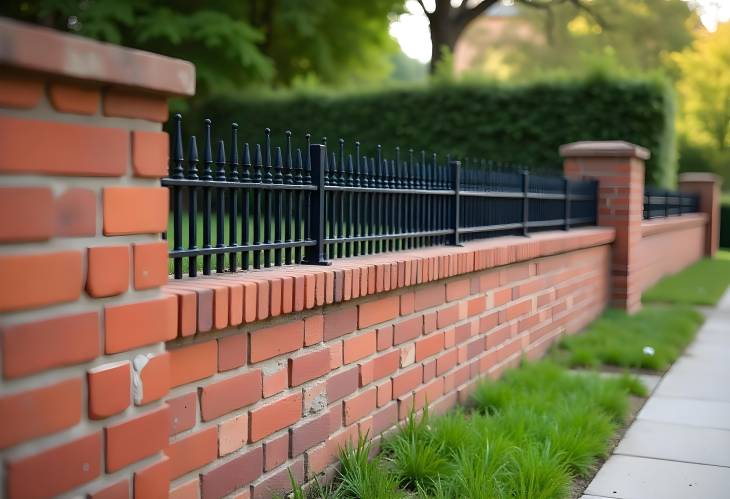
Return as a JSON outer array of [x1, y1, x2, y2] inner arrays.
[[585, 455, 730, 499], [638, 396, 730, 430], [615, 420, 730, 467], [655, 357, 730, 402]]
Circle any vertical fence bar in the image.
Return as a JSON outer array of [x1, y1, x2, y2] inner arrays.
[[171, 114, 184, 279], [522, 170, 530, 237], [304, 144, 329, 265], [451, 160, 461, 246], [564, 177, 571, 231], [187, 136, 199, 277], [202, 119, 213, 275], [228, 124, 239, 272], [215, 140, 226, 274]]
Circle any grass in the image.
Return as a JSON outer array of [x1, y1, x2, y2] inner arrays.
[[551, 306, 703, 371], [642, 250, 730, 306], [289, 360, 640, 499]]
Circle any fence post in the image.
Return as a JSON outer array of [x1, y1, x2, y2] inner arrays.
[[304, 144, 331, 265], [450, 160, 461, 246], [521, 170, 530, 236], [564, 177, 571, 231], [678, 172, 723, 257]]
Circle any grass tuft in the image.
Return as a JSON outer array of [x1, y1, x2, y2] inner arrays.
[[643, 251, 730, 306]]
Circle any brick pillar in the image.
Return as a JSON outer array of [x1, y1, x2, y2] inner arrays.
[[678, 172, 722, 257], [560, 141, 649, 313], [0, 19, 193, 498]]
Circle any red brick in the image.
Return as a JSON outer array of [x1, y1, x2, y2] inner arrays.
[[330, 342, 343, 370], [414, 283, 445, 311], [55, 187, 96, 236], [0, 250, 82, 312], [436, 349, 458, 375], [437, 303, 460, 329], [501, 299, 532, 322], [201, 370, 261, 421], [358, 295, 399, 328], [1, 311, 99, 378], [48, 81, 100, 115], [359, 359, 374, 386], [134, 456, 170, 499], [105, 406, 169, 472], [105, 297, 174, 353], [88, 361, 130, 419], [218, 414, 248, 455], [392, 365, 422, 398], [133, 241, 168, 290], [446, 278, 470, 301], [169, 340, 217, 388], [104, 88, 169, 121], [6, 432, 101, 498], [326, 365, 359, 402], [372, 403, 398, 436], [289, 348, 330, 386], [393, 315, 423, 345], [400, 291, 415, 315], [304, 314, 324, 345], [167, 427, 218, 479], [423, 358, 437, 382], [251, 457, 303, 499], [343, 330, 376, 364], [132, 130, 169, 177], [89, 479, 129, 499], [263, 367, 287, 398], [291, 410, 330, 456], [424, 311, 438, 333], [415, 332, 444, 361], [168, 392, 197, 435], [373, 350, 400, 381], [467, 296, 486, 317], [0, 378, 82, 449], [169, 478, 197, 499], [323, 306, 357, 341], [218, 334, 247, 371], [87, 245, 129, 297], [201, 446, 263, 499], [377, 380, 392, 407], [493, 287, 511, 306], [480, 311, 499, 333], [0, 70, 43, 109], [103, 186, 168, 235], [0, 115, 128, 175], [264, 433, 289, 471], [249, 392, 302, 442], [344, 388, 377, 425], [377, 325, 394, 351], [250, 320, 304, 363], [0, 187, 53, 242]]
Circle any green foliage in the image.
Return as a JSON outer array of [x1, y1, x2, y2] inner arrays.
[[643, 254, 730, 306], [0, 0, 404, 96], [336, 434, 402, 499], [191, 74, 677, 187], [553, 306, 703, 371]]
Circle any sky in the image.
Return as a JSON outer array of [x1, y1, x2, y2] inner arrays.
[[390, 0, 730, 63]]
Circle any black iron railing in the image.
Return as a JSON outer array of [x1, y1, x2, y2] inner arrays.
[[643, 186, 699, 220], [163, 116, 598, 279]]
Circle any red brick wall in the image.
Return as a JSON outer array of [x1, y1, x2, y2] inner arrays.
[[636, 214, 706, 294], [161, 234, 612, 499]]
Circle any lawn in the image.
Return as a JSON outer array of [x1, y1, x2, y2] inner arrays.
[[294, 361, 642, 499], [551, 306, 703, 371], [642, 250, 730, 306]]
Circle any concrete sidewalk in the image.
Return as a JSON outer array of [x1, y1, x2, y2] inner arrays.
[[582, 289, 730, 499]]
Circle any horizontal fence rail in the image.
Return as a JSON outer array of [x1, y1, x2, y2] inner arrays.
[[643, 186, 699, 220], [163, 116, 598, 279]]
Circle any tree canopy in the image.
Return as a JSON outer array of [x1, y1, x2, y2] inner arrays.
[[2, 0, 405, 96]]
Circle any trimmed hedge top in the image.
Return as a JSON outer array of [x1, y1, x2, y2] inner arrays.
[[188, 76, 676, 187]]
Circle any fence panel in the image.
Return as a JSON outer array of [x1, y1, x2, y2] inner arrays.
[[643, 186, 699, 220]]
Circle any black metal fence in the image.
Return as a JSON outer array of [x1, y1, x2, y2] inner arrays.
[[163, 116, 598, 279], [643, 186, 699, 220]]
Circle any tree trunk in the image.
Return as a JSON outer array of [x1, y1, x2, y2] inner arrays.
[[429, 13, 461, 74]]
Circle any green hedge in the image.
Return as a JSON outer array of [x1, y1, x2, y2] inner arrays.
[[187, 76, 677, 187], [721, 204, 730, 249]]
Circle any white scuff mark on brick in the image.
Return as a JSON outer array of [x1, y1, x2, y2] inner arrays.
[[131, 353, 152, 404]]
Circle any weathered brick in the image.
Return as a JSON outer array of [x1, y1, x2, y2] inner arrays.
[[103, 186, 168, 235], [377, 325, 394, 351], [200, 370, 262, 420], [376, 380, 392, 407], [437, 303, 460, 329], [372, 403, 398, 436], [55, 187, 96, 237], [373, 350, 400, 381], [251, 456, 303, 499], [218, 334, 247, 371], [289, 348, 330, 386], [133, 241, 168, 290], [249, 392, 302, 442], [415, 332, 444, 362], [86, 245, 129, 297], [304, 314, 324, 345], [6, 432, 101, 498], [250, 320, 304, 363], [168, 392, 197, 436], [1, 311, 99, 379], [200, 446, 263, 499], [446, 278, 470, 302], [290, 410, 330, 456], [0, 378, 82, 449], [414, 283, 445, 311], [326, 366, 359, 402], [219, 414, 248, 456], [106, 406, 169, 472], [263, 367, 287, 398], [343, 330, 376, 364], [344, 388, 376, 425], [358, 295, 399, 328], [0, 250, 82, 312], [88, 361, 130, 419], [436, 349, 458, 376], [169, 340, 218, 388]]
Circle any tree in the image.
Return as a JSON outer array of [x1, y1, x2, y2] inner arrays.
[[0, 0, 404, 96], [413, 0, 601, 73]]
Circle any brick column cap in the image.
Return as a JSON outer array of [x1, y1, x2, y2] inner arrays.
[[0, 17, 195, 96], [559, 141, 650, 160], [678, 172, 723, 185]]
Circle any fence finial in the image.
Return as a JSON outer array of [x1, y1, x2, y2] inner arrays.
[[295, 148, 304, 184], [202, 118, 213, 181], [187, 135, 199, 180], [229, 123, 239, 182], [172, 113, 184, 179], [241, 143, 251, 181], [215, 140, 227, 181], [254, 143, 263, 182], [285, 131, 293, 184], [274, 146, 284, 184]]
